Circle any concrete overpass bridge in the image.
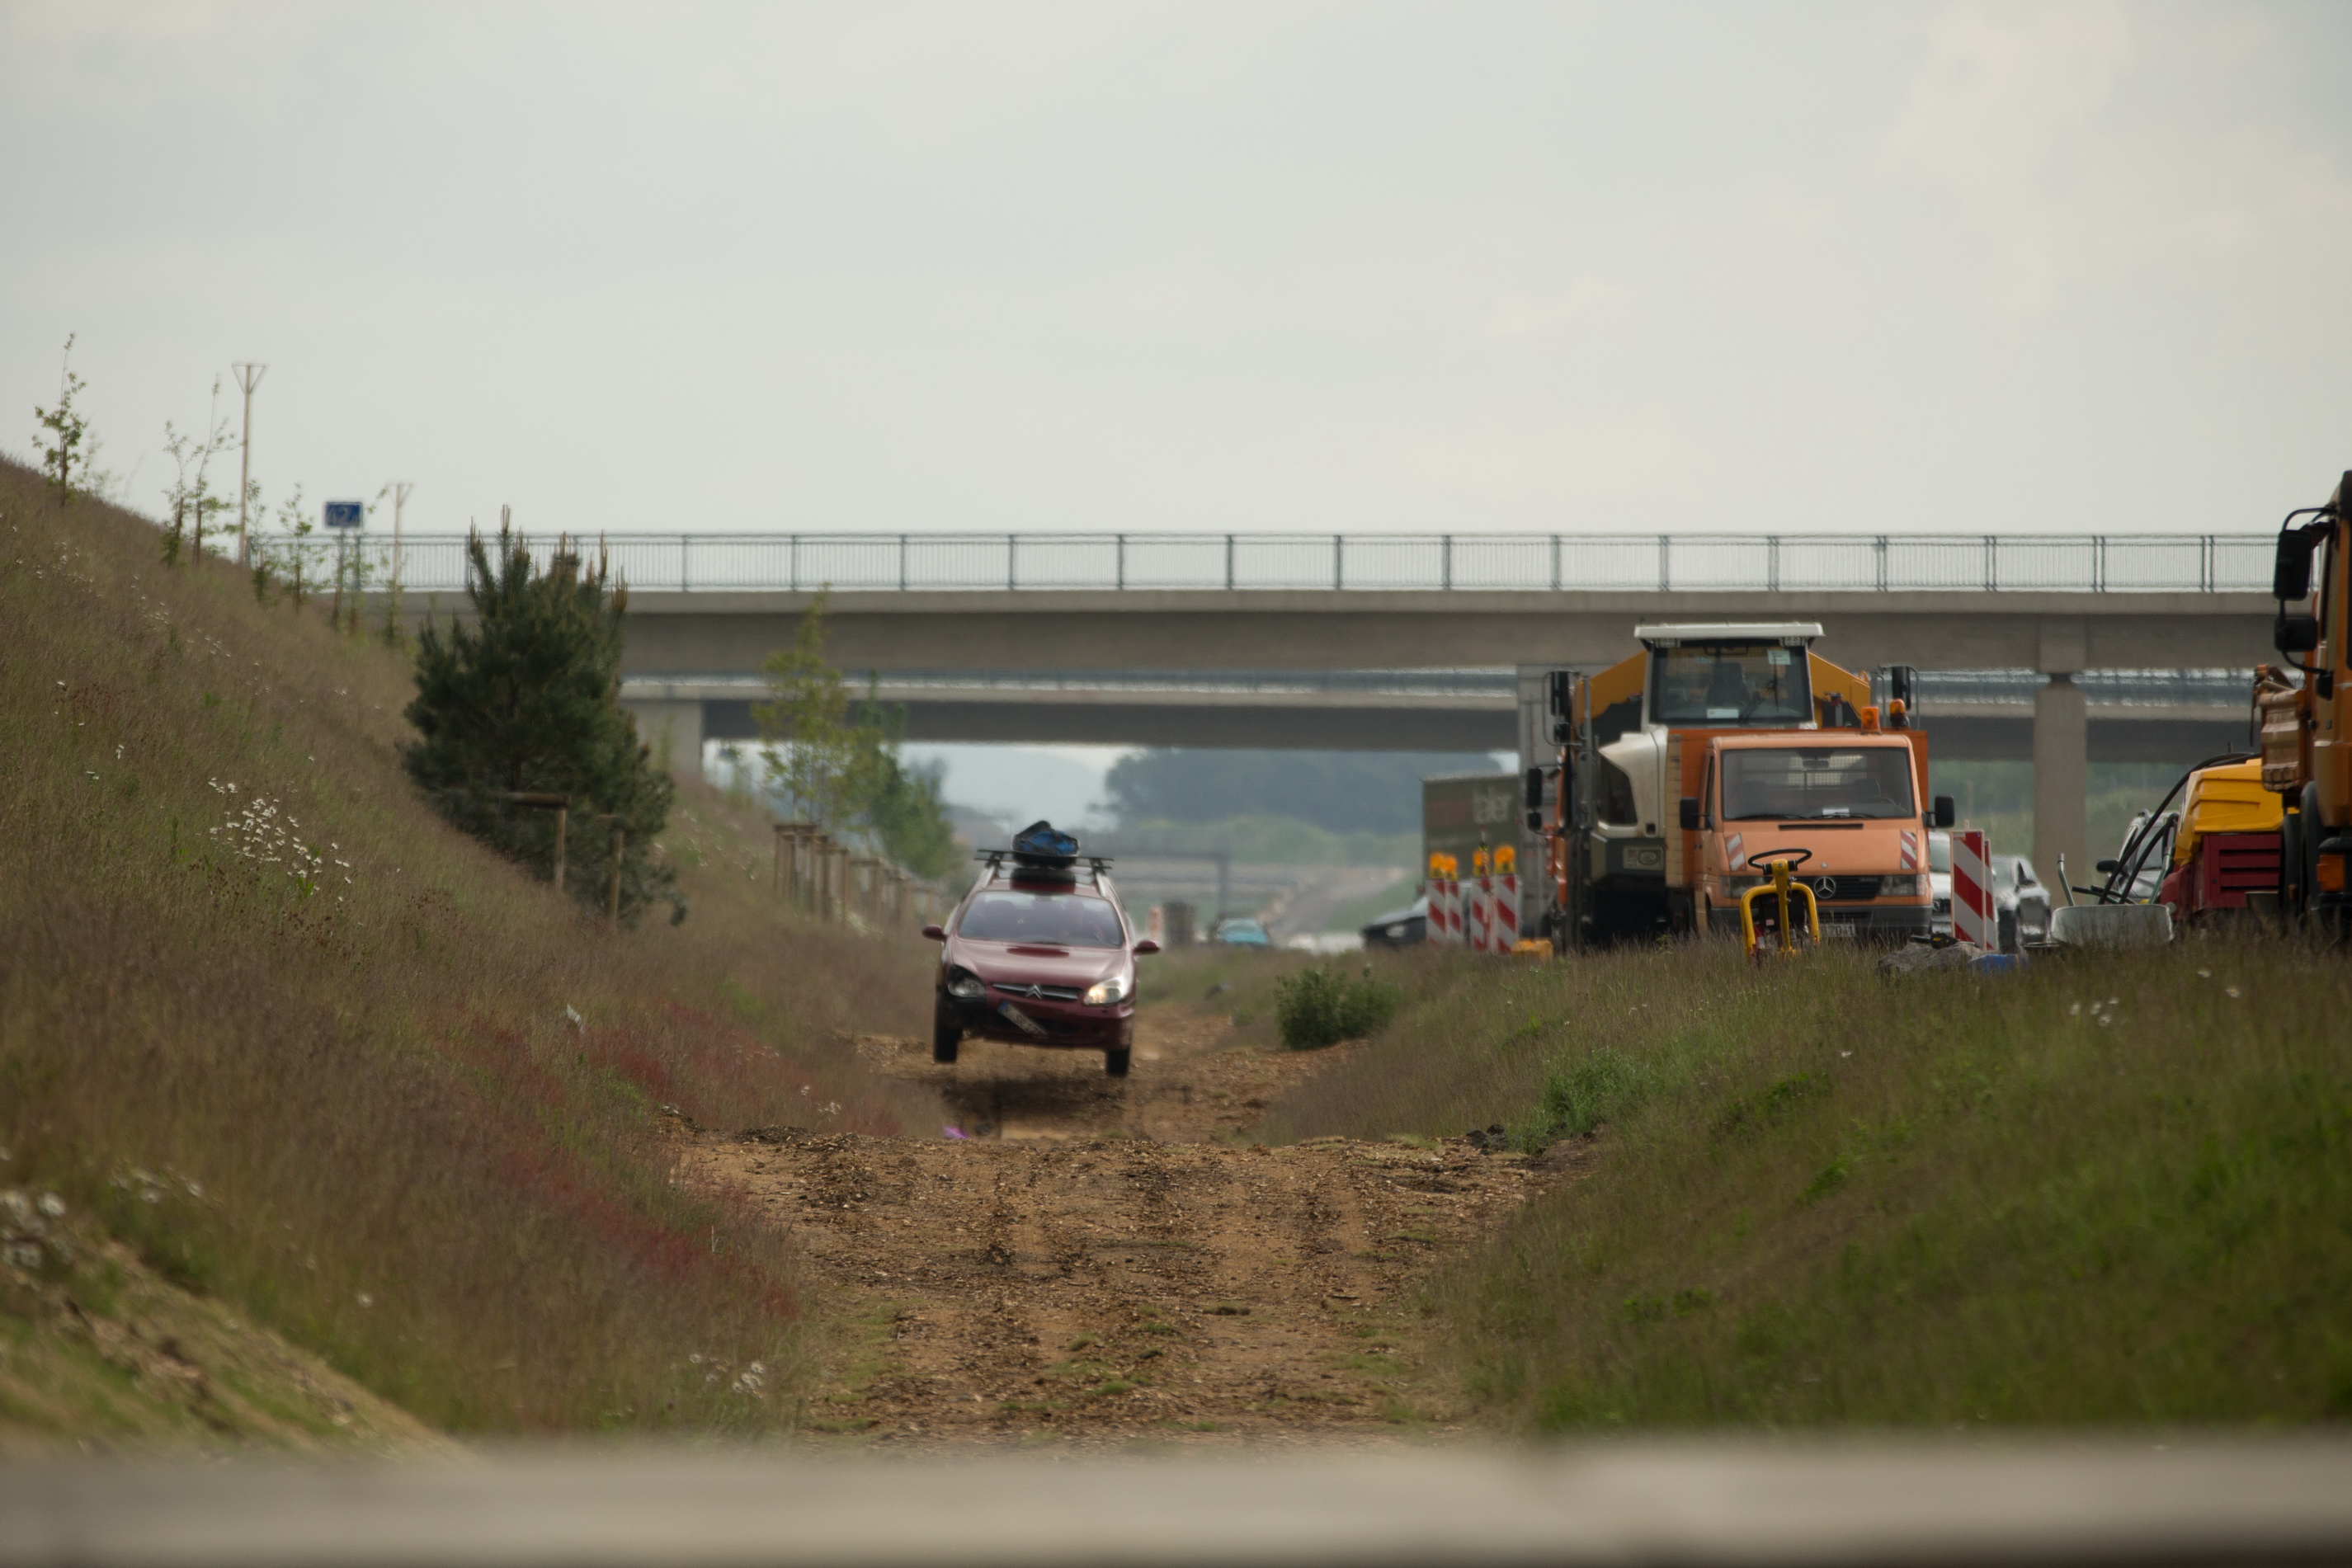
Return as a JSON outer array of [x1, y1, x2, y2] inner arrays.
[[623, 666, 2255, 768], [375, 530, 2282, 882]]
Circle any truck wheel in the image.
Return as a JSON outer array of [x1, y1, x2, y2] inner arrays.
[[1104, 1046, 1132, 1078], [931, 998, 960, 1065], [1997, 909, 2017, 953]]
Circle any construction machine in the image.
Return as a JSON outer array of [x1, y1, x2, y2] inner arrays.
[[1530, 624, 1954, 950], [2255, 469, 2352, 934]]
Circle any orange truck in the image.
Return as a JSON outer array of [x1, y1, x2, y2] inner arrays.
[[1536, 623, 1954, 949], [2255, 468, 2352, 931]]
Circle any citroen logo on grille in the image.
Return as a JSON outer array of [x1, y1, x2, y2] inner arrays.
[[1020, 984, 1047, 999]]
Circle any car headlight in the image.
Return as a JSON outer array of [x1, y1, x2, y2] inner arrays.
[[1879, 874, 1921, 896], [1083, 976, 1129, 1006], [945, 970, 985, 1000]]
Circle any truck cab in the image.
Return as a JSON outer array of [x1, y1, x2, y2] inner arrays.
[[1682, 727, 1938, 940], [1546, 623, 1894, 944], [2257, 469, 2352, 932]]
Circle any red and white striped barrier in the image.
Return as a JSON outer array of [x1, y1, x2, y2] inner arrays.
[[1465, 857, 1492, 953], [1491, 872, 1520, 951], [1952, 829, 1994, 948], [1426, 856, 1459, 947]]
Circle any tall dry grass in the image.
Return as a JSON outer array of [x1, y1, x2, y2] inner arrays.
[[1264, 936, 2352, 1426], [0, 460, 941, 1433]]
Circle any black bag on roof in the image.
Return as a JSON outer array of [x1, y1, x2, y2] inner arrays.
[[1011, 820, 1080, 868]]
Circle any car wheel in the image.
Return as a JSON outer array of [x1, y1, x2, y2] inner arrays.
[[1104, 1046, 1131, 1078], [931, 997, 960, 1065]]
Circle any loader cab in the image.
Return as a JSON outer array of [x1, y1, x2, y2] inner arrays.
[[1597, 621, 1831, 845], [1643, 628, 1817, 729]]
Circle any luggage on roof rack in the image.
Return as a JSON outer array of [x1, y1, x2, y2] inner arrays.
[[1011, 820, 1080, 869]]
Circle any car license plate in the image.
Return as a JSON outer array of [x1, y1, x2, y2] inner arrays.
[[996, 1001, 1047, 1038]]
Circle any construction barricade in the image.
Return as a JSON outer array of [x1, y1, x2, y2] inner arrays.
[[1952, 829, 1994, 948], [1465, 849, 1492, 952], [1490, 845, 1520, 953], [1425, 855, 1454, 946]]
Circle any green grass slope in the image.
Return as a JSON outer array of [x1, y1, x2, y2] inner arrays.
[[1261, 938, 2352, 1428], [0, 460, 942, 1437]]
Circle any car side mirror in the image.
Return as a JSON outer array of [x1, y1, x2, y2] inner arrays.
[[1678, 797, 1700, 831], [1524, 809, 1543, 831], [921, 924, 946, 941], [1523, 766, 1545, 810], [1932, 796, 1956, 828], [1134, 939, 1161, 956], [2276, 614, 2321, 654]]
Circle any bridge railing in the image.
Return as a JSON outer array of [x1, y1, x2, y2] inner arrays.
[[333, 531, 2277, 596]]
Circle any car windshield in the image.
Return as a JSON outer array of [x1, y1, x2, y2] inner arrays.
[[1721, 747, 1917, 821], [957, 891, 1125, 949], [1651, 642, 1812, 726]]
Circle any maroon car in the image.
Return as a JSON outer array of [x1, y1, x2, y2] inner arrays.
[[922, 850, 1158, 1076]]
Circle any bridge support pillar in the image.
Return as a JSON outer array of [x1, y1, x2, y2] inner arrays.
[[2033, 674, 2087, 893], [620, 698, 705, 781]]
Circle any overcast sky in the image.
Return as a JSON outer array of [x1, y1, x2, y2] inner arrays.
[[4, 2, 2347, 542]]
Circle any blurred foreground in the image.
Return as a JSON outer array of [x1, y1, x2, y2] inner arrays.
[[7, 1439, 2350, 1566]]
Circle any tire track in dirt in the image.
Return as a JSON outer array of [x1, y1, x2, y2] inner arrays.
[[685, 1013, 1561, 1448]]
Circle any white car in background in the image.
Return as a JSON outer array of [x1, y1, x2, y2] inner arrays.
[[1994, 855, 2051, 950], [1929, 831, 1952, 937]]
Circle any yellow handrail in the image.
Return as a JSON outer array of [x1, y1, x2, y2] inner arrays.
[[1738, 857, 1821, 959]]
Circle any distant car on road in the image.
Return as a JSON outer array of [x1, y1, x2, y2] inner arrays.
[[1360, 897, 1427, 949], [923, 825, 1158, 1077], [1929, 830, 1952, 937], [1209, 916, 1273, 949], [1994, 855, 2050, 950]]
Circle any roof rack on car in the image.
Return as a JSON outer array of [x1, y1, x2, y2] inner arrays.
[[974, 850, 1115, 878]]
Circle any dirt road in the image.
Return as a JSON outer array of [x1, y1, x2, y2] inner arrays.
[[686, 1012, 1558, 1448]]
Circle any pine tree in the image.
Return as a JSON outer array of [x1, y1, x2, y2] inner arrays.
[[403, 529, 682, 925]]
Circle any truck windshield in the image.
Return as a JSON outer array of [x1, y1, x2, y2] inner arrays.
[[958, 891, 1125, 948], [1651, 643, 1812, 726], [1721, 747, 1917, 821]]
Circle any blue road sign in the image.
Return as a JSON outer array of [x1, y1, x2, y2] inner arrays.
[[323, 501, 365, 530]]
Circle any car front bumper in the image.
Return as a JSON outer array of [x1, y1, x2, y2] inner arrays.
[[944, 993, 1134, 1049]]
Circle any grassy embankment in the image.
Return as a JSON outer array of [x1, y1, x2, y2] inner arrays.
[[1259, 936, 2352, 1427], [0, 460, 941, 1441]]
